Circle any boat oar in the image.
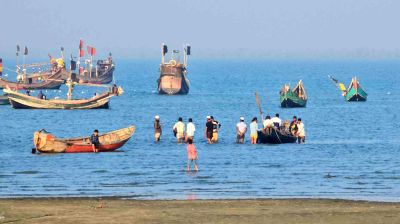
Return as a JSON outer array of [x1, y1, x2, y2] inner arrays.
[[255, 92, 264, 123]]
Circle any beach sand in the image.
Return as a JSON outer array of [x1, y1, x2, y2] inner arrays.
[[0, 198, 399, 224]]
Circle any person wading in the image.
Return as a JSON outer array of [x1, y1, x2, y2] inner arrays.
[[205, 116, 214, 144], [154, 115, 162, 142], [186, 118, 196, 142], [211, 116, 221, 143], [236, 117, 247, 144], [249, 117, 258, 144], [173, 117, 185, 143], [297, 118, 306, 144], [90, 129, 100, 153]]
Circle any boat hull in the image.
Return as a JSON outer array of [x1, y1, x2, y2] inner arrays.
[[345, 87, 367, 102], [158, 65, 189, 95], [280, 92, 307, 108], [34, 126, 135, 153], [72, 65, 114, 84], [257, 128, 297, 144], [0, 69, 65, 90], [4, 88, 113, 109], [0, 94, 10, 105]]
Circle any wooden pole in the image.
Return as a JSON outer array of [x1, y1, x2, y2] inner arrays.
[[161, 43, 165, 64], [255, 92, 264, 123]]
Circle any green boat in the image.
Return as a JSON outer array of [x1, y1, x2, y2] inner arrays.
[[0, 94, 10, 105], [280, 80, 307, 108], [329, 76, 367, 102], [344, 77, 367, 102]]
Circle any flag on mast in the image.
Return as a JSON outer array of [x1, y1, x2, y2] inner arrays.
[[24, 46, 28, 55], [79, 39, 84, 57], [0, 58, 3, 76], [16, 45, 20, 56]]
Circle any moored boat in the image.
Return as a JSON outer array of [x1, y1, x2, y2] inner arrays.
[[0, 94, 9, 105], [4, 83, 122, 109], [257, 127, 297, 144], [157, 43, 191, 95], [280, 80, 307, 108], [344, 77, 367, 101], [329, 75, 367, 102], [33, 125, 135, 153]]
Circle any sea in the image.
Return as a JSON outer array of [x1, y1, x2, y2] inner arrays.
[[0, 58, 399, 201]]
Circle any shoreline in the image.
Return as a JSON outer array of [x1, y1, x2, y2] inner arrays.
[[1, 198, 399, 223]]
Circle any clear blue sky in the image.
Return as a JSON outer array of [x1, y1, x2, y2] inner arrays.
[[1, 0, 399, 59]]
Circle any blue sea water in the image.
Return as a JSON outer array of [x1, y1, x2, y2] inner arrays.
[[0, 59, 399, 201]]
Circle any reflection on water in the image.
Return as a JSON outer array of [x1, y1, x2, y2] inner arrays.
[[0, 59, 400, 202]]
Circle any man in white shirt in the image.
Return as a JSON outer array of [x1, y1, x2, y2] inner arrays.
[[271, 113, 282, 128], [297, 118, 306, 144], [263, 115, 273, 129], [236, 117, 247, 143], [173, 117, 185, 143], [186, 118, 196, 142]]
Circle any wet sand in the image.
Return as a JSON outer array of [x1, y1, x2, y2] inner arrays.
[[0, 198, 399, 224]]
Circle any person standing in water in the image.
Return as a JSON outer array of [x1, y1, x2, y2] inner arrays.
[[211, 116, 221, 143], [154, 115, 162, 142], [173, 117, 185, 143], [205, 116, 214, 144], [90, 130, 100, 153], [236, 117, 247, 143], [297, 118, 306, 144], [186, 118, 196, 142], [249, 117, 258, 144], [186, 139, 199, 172]]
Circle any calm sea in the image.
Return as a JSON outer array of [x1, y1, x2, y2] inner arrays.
[[0, 59, 399, 201]]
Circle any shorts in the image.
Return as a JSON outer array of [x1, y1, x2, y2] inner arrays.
[[250, 133, 258, 140], [177, 133, 184, 139], [206, 132, 213, 139], [212, 132, 218, 142], [92, 142, 100, 148], [154, 132, 161, 139]]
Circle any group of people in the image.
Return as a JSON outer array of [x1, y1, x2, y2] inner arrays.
[[224, 113, 306, 144], [154, 115, 221, 144]]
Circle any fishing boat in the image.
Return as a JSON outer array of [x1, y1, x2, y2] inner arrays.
[[157, 43, 191, 95], [280, 80, 307, 108], [65, 40, 114, 84], [257, 128, 297, 144], [329, 75, 367, 102], [33, 125, 135, 153], [3, 82, 123, 109], [0, 94, 9, 105]]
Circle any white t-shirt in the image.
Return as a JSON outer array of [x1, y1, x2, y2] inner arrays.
[[297, 122, 305, 137], [263, 119, 273, 128], [271, 117, 282, 127], [173, 121, 185, 134], [186, 122, 196, 137], [236, 122, 247, 133]]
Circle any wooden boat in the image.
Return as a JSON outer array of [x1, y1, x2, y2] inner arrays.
[[0, 68, 64, 90], [345, 77, 367, 101], [33, 126, 135, 153], [257, 128, 297, 144], [0, 94, 10, 105], [280, 80, 307, 108], [4, 83, 122, 109], [329, 75, 367, 102], [67, 56, 115, 84], [157, 43, 191, 95]]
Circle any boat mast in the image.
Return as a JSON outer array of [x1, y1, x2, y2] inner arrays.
[[161, 43, 167, 65], [16, 45, 20, 73], [23, 46, 28, 80]]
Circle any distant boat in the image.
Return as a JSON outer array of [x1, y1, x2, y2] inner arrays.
[[280, 80, 307, 108], [0, 94, 10, 105], [157, 43, 191, 95], [68, 54, 115, 84], [329, 75, 367, 102], [4, 83, 122, 109], [257, 128, 297, 144], [0, 67, 64, 90], [33, 125, 135, 153]]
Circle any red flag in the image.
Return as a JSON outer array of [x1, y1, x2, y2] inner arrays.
[[0, 58, 3, 76], [87, 46, 92, 56], [91, 47, 96, 56], [79, 67, 84, 74], [79, 39, 84, 49], [79, 40, 84, 57]]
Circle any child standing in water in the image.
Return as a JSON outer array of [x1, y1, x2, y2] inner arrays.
[[186, 139, 199, 172]]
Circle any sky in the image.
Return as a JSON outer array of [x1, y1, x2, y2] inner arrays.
[[0, 0, 399, 59]]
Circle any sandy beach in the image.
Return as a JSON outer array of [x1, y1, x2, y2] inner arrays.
[[0, 198, 399, 224]]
